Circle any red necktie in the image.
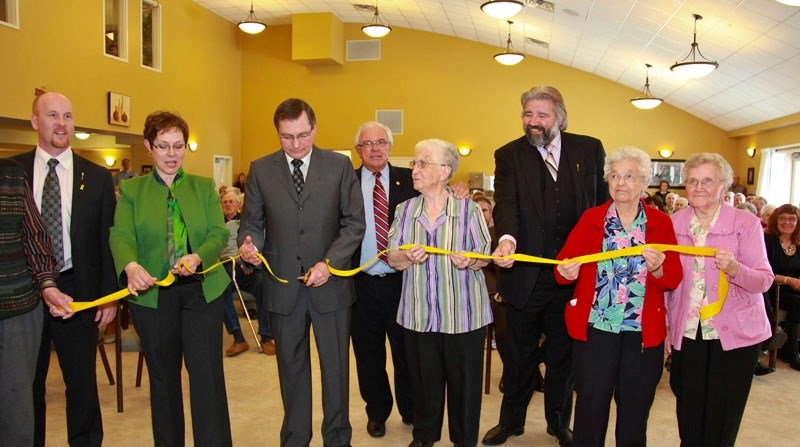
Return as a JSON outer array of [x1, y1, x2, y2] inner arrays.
[[373, 172, 389, 263]]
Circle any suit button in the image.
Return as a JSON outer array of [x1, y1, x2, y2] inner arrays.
[[296, 256, 301, 260], [298, 206, 303, 210], [300, 230, 304, 235]]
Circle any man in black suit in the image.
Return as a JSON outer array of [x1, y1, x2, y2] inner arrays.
[[14, 92, 117, 447], [351, 121, 416, 438], [238, 98, 365, 447], [482, 86, 608, 447]]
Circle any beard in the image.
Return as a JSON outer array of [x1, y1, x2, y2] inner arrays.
[[524, 123, 558, 147]]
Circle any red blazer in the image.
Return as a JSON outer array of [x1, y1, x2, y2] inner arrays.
[[555, 200, 683, 348]]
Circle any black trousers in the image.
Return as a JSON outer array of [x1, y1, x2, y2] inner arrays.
[[351, 272, 413, 423], [670, 333, 760, 447], [34, 269, 103, 447], [405, 327, 485, 447], [499, 280, 574, 431], [129, 281, 231, 447], [573, 327, 663, 447]]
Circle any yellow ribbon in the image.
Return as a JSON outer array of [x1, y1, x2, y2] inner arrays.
[[68, 252, 288, 313], [326, 243, 727, 321], [68, 273, 177, 312]]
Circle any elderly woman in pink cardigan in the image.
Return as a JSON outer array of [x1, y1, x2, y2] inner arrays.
[[667, 152, 773, 447]]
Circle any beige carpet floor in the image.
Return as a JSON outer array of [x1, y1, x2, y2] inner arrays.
[[43, 323, 799, 446]]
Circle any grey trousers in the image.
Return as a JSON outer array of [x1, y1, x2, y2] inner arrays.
[[0, 301, 43, 447]]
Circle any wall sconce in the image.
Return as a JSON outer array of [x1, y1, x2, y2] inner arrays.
[[188, 142, 198, 152], [458, 146, 472, 156], [74, 131, 91, 140], [104, 156, 116, 167], [746, 147, 756, 158], [658, 147, 673, 158]]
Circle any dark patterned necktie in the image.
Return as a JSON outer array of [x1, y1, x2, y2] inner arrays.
[[373, 172, 389, 263], [291, 159, 304, 197], [41, 158, 64, 271]]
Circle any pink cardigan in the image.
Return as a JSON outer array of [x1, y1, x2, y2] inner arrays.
[[668, 205, 773, 351]]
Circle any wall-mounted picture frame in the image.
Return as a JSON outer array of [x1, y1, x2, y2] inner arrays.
[[650, 159, 686, 189], [108, 92, 131, 127], [747, 167, 755, 185], [141, 165, 152, 175]]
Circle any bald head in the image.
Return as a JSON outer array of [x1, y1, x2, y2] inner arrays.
[[31, 92, 74, 155]]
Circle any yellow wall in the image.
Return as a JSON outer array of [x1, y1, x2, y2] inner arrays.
[[0, 0, 242, 177], [241, 25, 735, 184]]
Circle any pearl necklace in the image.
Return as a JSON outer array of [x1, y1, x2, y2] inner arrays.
[[781, 241, 797, 256]]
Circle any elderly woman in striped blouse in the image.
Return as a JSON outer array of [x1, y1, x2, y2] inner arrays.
[[387, 139, 493, 447]]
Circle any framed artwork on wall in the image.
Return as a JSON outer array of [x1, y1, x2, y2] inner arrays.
[[650, 159, 686, 189], [141, 165, 152, 174], [747, 167, 755, 185], [108, 92, 131, 126]]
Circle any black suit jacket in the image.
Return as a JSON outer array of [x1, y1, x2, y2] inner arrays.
[[492, 133, 609, 309], [13, 150, 117, 314], [352, 163, 417, 268]]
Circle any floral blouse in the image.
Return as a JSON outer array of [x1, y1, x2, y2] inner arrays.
[[590, 202, 648, 333], [683, 205, 722, 340]]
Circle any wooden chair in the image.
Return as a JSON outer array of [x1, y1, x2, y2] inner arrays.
[[768, 282, 785, 369], [99, 301, 146, 412]]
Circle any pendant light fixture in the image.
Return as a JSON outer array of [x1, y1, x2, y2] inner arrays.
[[630, 64, 663, 110], [494, 20, 524, 66], [670, 14, 718, 78], [362, 2, 392, 38], [481, 0, 524, 19], [238, 1, 266, 35]]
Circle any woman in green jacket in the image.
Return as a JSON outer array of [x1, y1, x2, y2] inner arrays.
[[110, 111, 231, 447]]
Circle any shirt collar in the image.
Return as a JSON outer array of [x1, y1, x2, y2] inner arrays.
[[284, 148, 313, 167], [410, 191, 460, 218], [35, 146, 73, 171], [153, 167, 186, 188]]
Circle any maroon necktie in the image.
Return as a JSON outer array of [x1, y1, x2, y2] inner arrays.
[[373, 172, 389, 263]]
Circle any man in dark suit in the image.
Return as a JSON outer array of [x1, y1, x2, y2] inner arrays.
[[482, 86, 608, 447], [350, 121, 416, 438], [238, 98, 365, 447], [14, 92, 117, 447]]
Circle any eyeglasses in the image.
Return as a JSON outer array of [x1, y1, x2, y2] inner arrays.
[[409, 160, 447, 169], [153, 142, 186, 153], [778, 216, 799, 223], [608, 173, 642, 183], [279, 132, 313, 143], [357, 139, 390, 149], [685, 178, 721, 189]]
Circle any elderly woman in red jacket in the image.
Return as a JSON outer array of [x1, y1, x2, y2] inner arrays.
[[555, 146, 682, 447]]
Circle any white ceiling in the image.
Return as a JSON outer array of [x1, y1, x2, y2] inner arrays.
[[194, 0, 800, 132]]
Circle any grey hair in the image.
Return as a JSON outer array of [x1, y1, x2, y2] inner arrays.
[[415, 139, 459, 181], [353, 121, 393, 147], [603, 146, 652, 185], [675, 197, 689, 207], [761, 203, 777, 218], [735, 202, 758, 216], [221, 191, 240, 203], [682, 153, 733, 190], [520, 86, 568, 131]]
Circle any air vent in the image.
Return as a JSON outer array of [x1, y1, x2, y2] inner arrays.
[[353, 4, 376, 13], [376, 110, 403, 135], [527, 0, 555, 13], [347, 40, 381, 61], [525, 37, 549, 48]]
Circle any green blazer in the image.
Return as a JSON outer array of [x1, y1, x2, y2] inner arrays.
[[109, 171, 230, 308]]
